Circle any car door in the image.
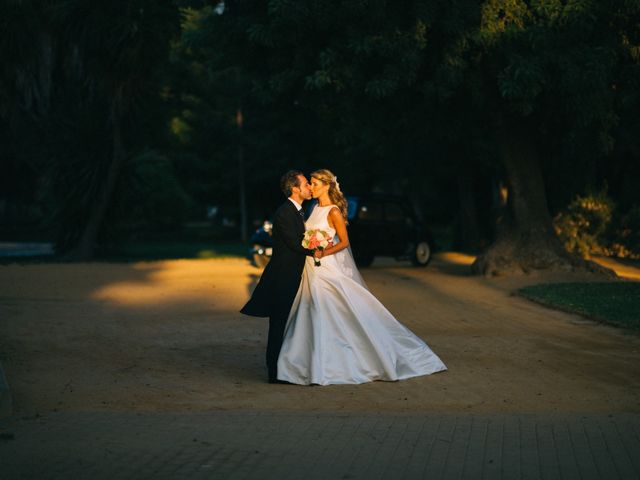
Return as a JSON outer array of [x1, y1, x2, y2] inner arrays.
[[353, 198, 385, 255]]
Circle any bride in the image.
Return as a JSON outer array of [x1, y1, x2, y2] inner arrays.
[[277, 169, 447, 385]]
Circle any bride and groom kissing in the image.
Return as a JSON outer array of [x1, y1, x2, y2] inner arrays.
[[241, 169, 446, 385]]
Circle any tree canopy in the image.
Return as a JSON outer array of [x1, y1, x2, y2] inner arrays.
[[2, 0, 639, 271]]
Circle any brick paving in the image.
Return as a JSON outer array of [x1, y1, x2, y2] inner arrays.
[[1, 411, 639, 479]]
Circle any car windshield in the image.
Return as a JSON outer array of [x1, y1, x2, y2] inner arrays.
[[385, 202, 406, 222]]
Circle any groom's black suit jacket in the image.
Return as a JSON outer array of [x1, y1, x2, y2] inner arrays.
[[241, 200, 313, 319]]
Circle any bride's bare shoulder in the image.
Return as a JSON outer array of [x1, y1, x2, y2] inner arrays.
[[327, 206, 345, 226]]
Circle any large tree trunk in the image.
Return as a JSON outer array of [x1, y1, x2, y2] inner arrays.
[[472, 122, 615, 277], [66, 114, 125, 261], [453, 171, 482, 251]]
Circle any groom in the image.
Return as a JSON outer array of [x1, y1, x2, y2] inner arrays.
[[240, 170, 316, 383]]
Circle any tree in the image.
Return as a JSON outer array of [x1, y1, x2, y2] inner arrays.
[[1, 1, 181, 258], [458, 0, 639, 275], [191, 0, 477, 222], [180, 3, 351, 231], [0, 0, 55, 224], [52, 0, 180, 259]]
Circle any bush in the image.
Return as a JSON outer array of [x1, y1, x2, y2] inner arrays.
[[553, 191, 614, 258], [554, 190, 640, 259], [606, 205, 640, 259]]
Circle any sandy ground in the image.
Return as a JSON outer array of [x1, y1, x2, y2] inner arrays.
[[0, 253, 639, 415]]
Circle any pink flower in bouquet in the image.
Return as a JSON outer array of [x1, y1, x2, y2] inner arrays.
[[302, 229, 334, 266]]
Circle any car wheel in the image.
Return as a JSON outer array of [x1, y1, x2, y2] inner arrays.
[[411, 241, 431, 267], [355, 254, 374, 268]]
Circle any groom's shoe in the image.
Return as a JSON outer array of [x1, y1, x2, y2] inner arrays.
[[268, 377, 291, 384]]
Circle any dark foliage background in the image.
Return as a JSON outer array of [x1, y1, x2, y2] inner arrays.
[[1, 0, 639, 264]]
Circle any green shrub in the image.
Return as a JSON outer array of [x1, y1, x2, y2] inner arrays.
[[607, 205, 640, 258], [553, 191, 614, 258]]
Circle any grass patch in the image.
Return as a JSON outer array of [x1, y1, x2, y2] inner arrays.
[[518, 282, 640, 330]]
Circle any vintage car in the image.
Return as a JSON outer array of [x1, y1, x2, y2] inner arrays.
[[345, 194, 435, 267]]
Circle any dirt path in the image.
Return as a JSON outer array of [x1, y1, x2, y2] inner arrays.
[[1, 254, 639, 415]]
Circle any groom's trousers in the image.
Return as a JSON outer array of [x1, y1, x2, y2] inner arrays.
[[266, 313, 288, 381]]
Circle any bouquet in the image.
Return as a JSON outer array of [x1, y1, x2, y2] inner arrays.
[[302, 229, 334, 266]]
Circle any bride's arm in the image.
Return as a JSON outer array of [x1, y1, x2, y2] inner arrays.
[[320, 207, 350, 257]]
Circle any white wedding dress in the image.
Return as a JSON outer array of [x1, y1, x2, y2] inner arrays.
[[277, 204, 447, 385]]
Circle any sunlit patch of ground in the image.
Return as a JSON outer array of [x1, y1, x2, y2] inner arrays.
[[90, 258, 250, 309], [435, 250, 640, 281], [592, 255, 640, 281], [436, 251, 476, 266]]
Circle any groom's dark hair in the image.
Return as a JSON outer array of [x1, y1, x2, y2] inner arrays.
[[280, 170, 304, 196]]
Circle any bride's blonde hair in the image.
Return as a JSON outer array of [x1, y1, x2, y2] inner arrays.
[[311, 169, 348, 221]]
